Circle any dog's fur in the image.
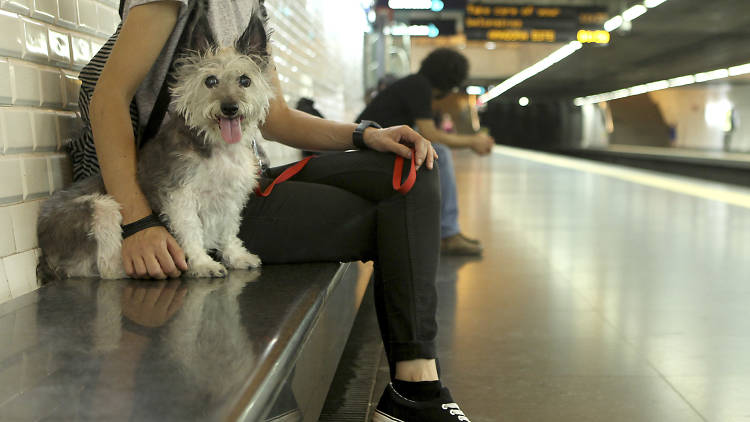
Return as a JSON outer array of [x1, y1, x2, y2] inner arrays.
[[38, 13, 273, 280]]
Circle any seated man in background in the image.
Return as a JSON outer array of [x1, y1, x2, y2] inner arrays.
[[357, 48, 495, 255]]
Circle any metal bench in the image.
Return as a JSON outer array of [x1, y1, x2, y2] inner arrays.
[[0, 262, 371, 421]]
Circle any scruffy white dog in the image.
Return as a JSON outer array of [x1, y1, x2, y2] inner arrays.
[[38, 20, 273, 279]]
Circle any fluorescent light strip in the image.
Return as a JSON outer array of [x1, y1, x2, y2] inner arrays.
[[729, 63, 750, 76], [574, 63, 750, 106], [479, 41, 582, 103], [622, 4, 648, 21], [480, 0, 669, 104]]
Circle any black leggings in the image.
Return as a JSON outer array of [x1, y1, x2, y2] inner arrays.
[[239, 150, 441, 370]]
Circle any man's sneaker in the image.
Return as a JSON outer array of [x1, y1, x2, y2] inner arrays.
[[373, 383, 471, 422], [441, 233, 483, 256]]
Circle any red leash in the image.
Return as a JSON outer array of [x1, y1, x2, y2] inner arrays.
[[392, 153, 417, 195], [254, 155, 316, 197], [255, 150, 418, 197]]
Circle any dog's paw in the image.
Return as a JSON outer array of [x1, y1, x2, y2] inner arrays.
[[186, 260, 228, 278], [224, 250, 262, 269]]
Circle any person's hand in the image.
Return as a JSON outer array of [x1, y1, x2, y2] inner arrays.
[[470, 132, 495, 156], [121, 281, 187, 327], [122, 226, 188, 279], [362, 125, 439, 170]]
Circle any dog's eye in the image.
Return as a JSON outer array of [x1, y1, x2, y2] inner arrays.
[[205, 75, 219, 88], [239, 75, 252, 88]]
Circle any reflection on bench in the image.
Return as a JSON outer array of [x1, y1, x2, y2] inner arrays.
[[0, 262, 372, 421]]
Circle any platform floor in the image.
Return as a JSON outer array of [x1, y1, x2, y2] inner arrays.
[[434, 147, 750, 422]]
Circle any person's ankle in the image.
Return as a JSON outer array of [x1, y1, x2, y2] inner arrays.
[[395, 359, 439, 381]]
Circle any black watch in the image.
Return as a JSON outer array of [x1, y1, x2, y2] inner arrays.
[[353, 120, 382, 150]]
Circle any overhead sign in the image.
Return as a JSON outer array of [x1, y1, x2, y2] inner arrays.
[[465, 3, 608, 43]]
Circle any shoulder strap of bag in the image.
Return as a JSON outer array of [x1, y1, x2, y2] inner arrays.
[[134, 1, 203, 147]]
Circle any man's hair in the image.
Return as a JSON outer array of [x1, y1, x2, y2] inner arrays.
[[418, 48, 469, 91]]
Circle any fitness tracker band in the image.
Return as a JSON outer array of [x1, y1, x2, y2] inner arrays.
[[353, 120, 382, 150]]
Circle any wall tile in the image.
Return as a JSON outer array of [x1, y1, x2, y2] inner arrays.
[[11, 62, 41, 106], [76, 0, 96, 34], [0, 207, 16, 257], [2, 0, 30, 15], [21, 157, 50, 199], [62, 73, 80, 109], [70, 35, 92, 67], [22, 18, 49, 63], [56, 0, 77, 28], [2, 250, 38, 298], [96, 2, 118, 36], [0, 158, 23, 204], [31, 0, 56, 23], [39, 69, 62, 107], [0, 260, 11, 303], [56, 114, 77, 143], [0, 60, 11, 105], [47, 29, 71, 66], [1, 109, 34, 153], [89, 39, 102, 57], [0, 11, 24, 58], [33, 112, 58, 151], [9, 201, 39, 251], [47, 154, 71, 192]]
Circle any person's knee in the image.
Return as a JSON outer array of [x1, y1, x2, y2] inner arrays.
[[414, 162, 441, 206]]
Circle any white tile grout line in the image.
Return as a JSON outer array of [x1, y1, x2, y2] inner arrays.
[[492, 145, 750, 210]]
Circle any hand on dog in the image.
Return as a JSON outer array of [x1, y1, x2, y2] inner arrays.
[[122, 226, 188, 279], [362, 125, 438, 171]]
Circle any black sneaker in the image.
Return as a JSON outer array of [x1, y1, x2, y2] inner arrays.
[[373, 383, 471, 422]]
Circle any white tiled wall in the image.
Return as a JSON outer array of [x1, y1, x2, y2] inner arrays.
[[264, 0, 367, 163], [1, 0, 115, 304], [0, 0, 367, 304]]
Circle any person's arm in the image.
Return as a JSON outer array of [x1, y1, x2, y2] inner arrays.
[[90, 0, 187, 279], [260, 67, 438, 170], [415, 118, 494, 155]]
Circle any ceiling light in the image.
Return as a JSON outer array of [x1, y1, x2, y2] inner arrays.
[[603, 15, 623, 32], [728, 63, 750, 76], [646, 80, 670, 91], [668, 75, 695, 87], [644, 0, 668, 8], [622, 5, 647, 21], [466, 86, 486, 95], [695, 69, 729, 82], [479, 41, 582, 103], [519, 97, 530, 106], [575, 62, 750, 107]]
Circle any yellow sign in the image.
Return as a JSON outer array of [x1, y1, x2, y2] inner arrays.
[[577, 30, 610, 44], [487, 29, 556, 42]]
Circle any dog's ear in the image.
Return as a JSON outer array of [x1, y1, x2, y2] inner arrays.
[[236, 13, 269, 66]]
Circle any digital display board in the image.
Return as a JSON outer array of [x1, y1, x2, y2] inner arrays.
[[465, 3, 608, 43]]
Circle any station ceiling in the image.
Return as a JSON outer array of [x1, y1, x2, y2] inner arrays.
[[501, 0, 750, 99]]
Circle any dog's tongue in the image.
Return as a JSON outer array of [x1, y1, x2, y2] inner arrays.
[[219, 118, 242, 144]]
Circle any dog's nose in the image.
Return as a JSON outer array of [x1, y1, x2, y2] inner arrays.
[[221, 103, 239, 117]]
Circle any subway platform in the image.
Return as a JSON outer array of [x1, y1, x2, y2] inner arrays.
[[412, 146, 750, 422]]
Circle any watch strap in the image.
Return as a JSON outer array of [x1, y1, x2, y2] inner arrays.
[[353, 120, 382, 150], [121, 214, 165, 239]]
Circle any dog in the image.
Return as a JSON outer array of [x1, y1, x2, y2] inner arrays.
[[37, 16, 273, 280]]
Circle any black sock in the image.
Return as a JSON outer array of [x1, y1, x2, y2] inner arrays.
[[392, 380, 442, 402]]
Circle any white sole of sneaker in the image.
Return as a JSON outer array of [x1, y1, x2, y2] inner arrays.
[[372, 410, 406, 422]]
